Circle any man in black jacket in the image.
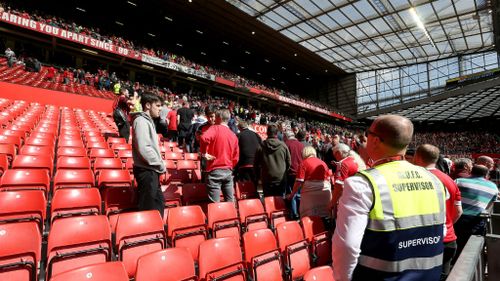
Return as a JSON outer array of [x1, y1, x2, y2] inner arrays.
[[236, 120, 262, 185], [254, 124, 291, 197]]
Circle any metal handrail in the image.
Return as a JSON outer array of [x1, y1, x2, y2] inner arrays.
[[446, 235, 485, 281]]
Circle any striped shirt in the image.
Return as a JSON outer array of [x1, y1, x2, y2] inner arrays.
[[455, 177, 498, 216]]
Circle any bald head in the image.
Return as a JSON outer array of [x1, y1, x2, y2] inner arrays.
[[371, 114, 414, 151], [476, 156, 494, 170], [471, 164, 489, 178]]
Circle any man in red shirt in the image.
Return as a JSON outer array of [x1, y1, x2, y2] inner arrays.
[[200, 109, 239, 202], [166, 106, 178, 142], [285, 130, 304, 219], [414, 144, 462, 280]]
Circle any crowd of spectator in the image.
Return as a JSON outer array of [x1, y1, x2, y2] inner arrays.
[[0, 1, 343, 116], [412, 131, 500, 156]]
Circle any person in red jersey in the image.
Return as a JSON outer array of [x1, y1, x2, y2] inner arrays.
[[166, 105, 178, 142], [414, 144, 462, 280], [200, 109, 239, 202]]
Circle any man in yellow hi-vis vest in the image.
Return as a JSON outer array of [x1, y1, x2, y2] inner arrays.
[[332, 114, 446, 281]]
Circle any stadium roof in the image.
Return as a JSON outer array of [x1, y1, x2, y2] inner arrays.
[[227, 0, 495, 73], [368, 83, 500, 121]]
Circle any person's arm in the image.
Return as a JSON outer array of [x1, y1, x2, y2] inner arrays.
[[200, 126, 215, 159], [452, 182, 463, 223], [133, 118, 164, 170], [332, 176, 373, 281], [285, 146, 291, 172], [177, 111, 181, 127], [232, 137, 240, 168]]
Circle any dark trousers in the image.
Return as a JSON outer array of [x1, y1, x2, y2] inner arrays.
[[453, 214, 487, 264], [236, 167, 257, 186], [263, 177, 287, 197], [286, 174, 300, 219], [118, 123, 130, 143], [133, 167, 164, 218], [167, 130, 178, 142], [441, 240, 457, 280]]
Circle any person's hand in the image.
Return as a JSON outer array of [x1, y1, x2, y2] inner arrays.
[[203, 153, 216, 161], [286, 193, 294, 201]]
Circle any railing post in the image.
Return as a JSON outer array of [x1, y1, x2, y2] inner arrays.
[[446, 235, 485, 281], [486, 234, 500, 281]]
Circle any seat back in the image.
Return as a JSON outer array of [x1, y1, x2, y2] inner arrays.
[[51, 188, 101, 225], [94, 158, 123, 176], [0, 190, 46, 233], [198, 237, 245, 281], [264, 196, 287, 229], [301, 216, 332, 266], [57, 147, 87, 158], [238, 199, 268, 231], [207, 202, 240, 240], [303, 266, 334, 281], [53, 169, 95, 190], [56, 156, 91, 170], [0, 222, 41, 281], [243, 229, 283, 281], [47, 215, 112, 280], [0, 143, 16, 163], [182, 183, 209, 205], [12, 154, 53, 176], [167, 206, 207, 261], [0, 169, 50, 196], [135, 248, 197, 281], [115, 211, 166, 277], [275, 221, 310, 280], [50, 262, 129, 281]]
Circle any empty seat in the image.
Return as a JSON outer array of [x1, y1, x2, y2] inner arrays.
[[0, 135, 22, 149], [0, 190, 46, 234], [115, 211, 166, 278], [164, 152, 183, 161], [198, 237, 246, 281], [19, 145, 54, 159], [12, 155, 53, 176], [243, 228, 283, 281], [86, 136, 106, 144], [87, 141, 108, 151], [182, 183, 209, 205], [51, 188, 101, 225], [264, 196, 288, 229], [111, 143, 132, 154], [167, 206, 207, 261], [275, 221, 311, 280], [50, 262, 129, 281], [238, 199, 268, 232], [207, 202, 240, 240], [57, 147, 87, 158], [58, 139, 85, 148], [56, 156, 91, 170], [0, 128, 26, 141], [303, 266, 334, 281], [176, 160, 200, 182], [53, 169, 95, 190], [25, 137, 54, 148], [135, 248, 196, 281], [301, 216, 332, 266], [117, 150, 132, 161], [0, 154, 7, 176], [94, 158, 123, 177], [97, 169, 132, 206], [89, 148, 115, 161], [0, 143, 16, 163], [0, 169, 50, 196], [235, 181, 258, 200], [105, 187, 137, 233], [107, 137, 126, 145], [0, 222, 41, 281], [46, 215, 112, 280]]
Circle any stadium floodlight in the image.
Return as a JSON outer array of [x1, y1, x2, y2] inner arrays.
[[115, 21, 124, 26], [147, 33, 156, 37], [245, 50, 251, 54], [264, 59, 270, 63], [127, 1, 137, 6], [75, 7, 86, 12], [409, 7, 435, 48], [165, 16, 173, 21], [251, 31, 255, 35], [196, 30, 203, 34], [176, 43, 183, 47], [293, 53, 297, 57], [82, 48, 98, 55], [222, 41, 229, 45]]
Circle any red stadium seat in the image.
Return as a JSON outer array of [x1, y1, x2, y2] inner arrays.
[[111, 143, 132, 154], [0, 143, 16, 163], [0, 190, 46, 234], [87, 142, 109, 151], [235, 181, 259, 200], [57, 147, 87, 158], [275, 221, 311, 280], [56, 156, 91, 170], [117, 150, 132, 161], [51, 188, 102, 225], [86, 136, 106, 144], [89, 148, 115, 162], [58, 139, 85, 148], [98, 169, 133, 214], [12, 155, 53, 176], [25, 137, 53, 147], [165, 152, 183, 160], [184, 153, 200, 161], [0, 128, 26, 142], [167, 206, 207, 261], [304, 266, 334, 281], [50, 262, 129, 281], [243, 228, 283, 281], [0, 154, 7, 176], [264, 196, 288, 229], [182, 183, 209, 206], [53, 169, 95, 190], [198, 237, 246, 281], [135, 248, 197, 281], [207, 202, 240, 240], [94, 158, 123, 177], [115, 211, 166, 278], [0, 169, 50, 196], [107, 137, 126, 145], [0, 222, 41, 281], [164, 159, 176, 169], [176, 160, 199, 182], [105, 187, 137, 233], [301, 216, 332, 266], [19, 145, 54, 159], [46, 215, 112, 280], [0, 135, 22, 149], [238, 199, 268, 232]]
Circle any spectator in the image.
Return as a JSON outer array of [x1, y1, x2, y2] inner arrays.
[[113, 88, 130, 142], [157, 101, 169, 138], [451, 158, 473, 179], [454, 164, 498, 260], [200, 109, 239, 202], [132, 92, 166, 217], [5, 47, 16, 68], [177, 101, 194, 151], [288, 146, 332, 220], [285, 130, 304, 219], [414, 144, 462, 280], [166, 105, 178, 142], [235, 120, 261, 185], [332, 115, 445, 281], [254, 124, 291, 197], [46, 65, 56, 82], [476, 155, 495, 172]]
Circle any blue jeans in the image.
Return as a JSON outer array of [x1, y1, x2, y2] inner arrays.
[[286, 175, 300, 219], [206, 169, 234, 202]]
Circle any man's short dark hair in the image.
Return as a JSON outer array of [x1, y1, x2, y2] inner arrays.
[[415, 144, 440, 165], [267, 124, 278, 138], [471, 165, 489, 178], [296, 130, 306, 141], [140, 92, 162, 109]]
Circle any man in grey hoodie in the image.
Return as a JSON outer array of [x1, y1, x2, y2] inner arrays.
[[254, 124, 291, 197], [132, 92, 166, 218]]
